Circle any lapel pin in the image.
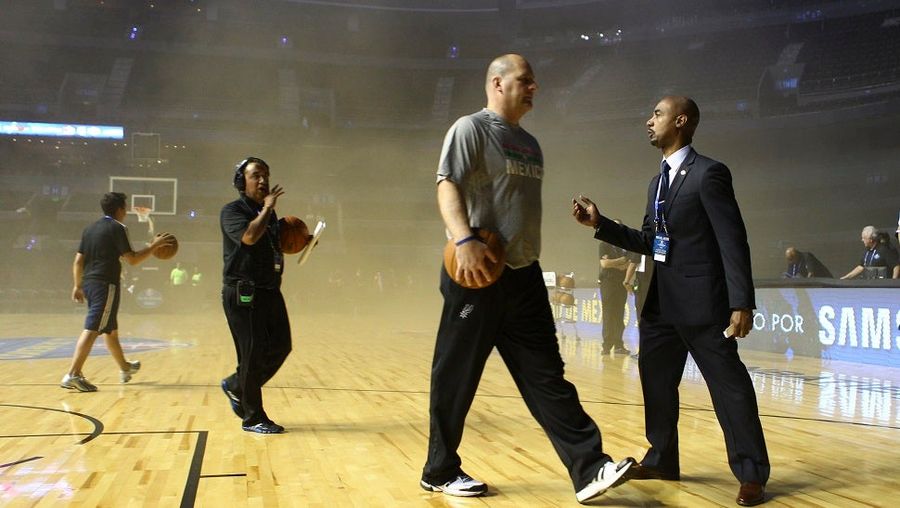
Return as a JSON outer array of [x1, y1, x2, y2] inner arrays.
[[680, 169, 686, 175]]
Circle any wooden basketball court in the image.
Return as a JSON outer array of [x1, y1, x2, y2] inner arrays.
[[1, 305, 897, 507]]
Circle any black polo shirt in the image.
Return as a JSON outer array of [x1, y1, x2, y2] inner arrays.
[[597, 241, 634, 281], [221, 195, 282, 289], [78, 216, 133, 284], [859, 245, 893, 269]]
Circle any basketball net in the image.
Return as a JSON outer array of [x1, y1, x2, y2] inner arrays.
[[134, 206, 152, 223]]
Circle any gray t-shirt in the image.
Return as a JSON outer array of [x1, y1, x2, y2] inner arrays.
[[436, 108, 544, 268]]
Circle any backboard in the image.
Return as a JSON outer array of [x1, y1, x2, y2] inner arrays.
[[109, 176, 178, 216]]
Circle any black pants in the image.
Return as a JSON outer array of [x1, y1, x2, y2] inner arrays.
[[637, 289, 770, 484], [222, 285, 293, 426], [633, 269, 651, 318], [599, 276, 627, 351], [422, 262, 610, 491]]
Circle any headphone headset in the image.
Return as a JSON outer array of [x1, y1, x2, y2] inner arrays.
[[233, 156, 268, 192]]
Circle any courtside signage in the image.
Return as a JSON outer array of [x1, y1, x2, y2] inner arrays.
[[553, 287, 899, 366]]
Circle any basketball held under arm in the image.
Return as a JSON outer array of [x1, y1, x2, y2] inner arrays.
[[437, 179, 473, 242], [437, 179, 496, 287]]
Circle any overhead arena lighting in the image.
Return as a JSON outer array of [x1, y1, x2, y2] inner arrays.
[[0, 121, 125, 139]]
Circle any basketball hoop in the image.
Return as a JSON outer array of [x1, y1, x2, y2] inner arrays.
[[134, 206, 152, 223]]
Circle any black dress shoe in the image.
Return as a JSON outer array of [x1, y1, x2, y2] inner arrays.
[[736, 482, 765, 506], [625, 463, 680, 481]]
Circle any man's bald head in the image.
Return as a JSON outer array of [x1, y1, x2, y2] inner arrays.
[[485, 54, 528, 89], [484, 53, 536, 125], [785, 247, 799, 262], [662, 95, 700, 140]]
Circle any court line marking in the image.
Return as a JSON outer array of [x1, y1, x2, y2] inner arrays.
[[0, 456, 42, 468], [0, 402, 217, 508], [267, 385, 900, 431], [0, 432, 93, 439], [4, 380, 899, 432], [0, 403, 103, 444], [180, 430, 207, 508], [5, 370, 900, 441], [76, 430, 217, 508], [230, 384, 900, 431], [1, 392, 896, 506]]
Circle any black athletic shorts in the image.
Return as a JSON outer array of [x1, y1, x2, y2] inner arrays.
[[82, 280, 120, 334]]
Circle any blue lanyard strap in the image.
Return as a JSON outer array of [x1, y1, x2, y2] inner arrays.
[[864, 249, 875, 266], [654, 160, 671, 233]]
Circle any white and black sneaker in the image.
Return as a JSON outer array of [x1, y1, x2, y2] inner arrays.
[[120, 360, 141, 383], [420, 472, 487, 497], [575, 457, 635, 504], [610, 346, 632, 356], [60, 373, 98, 392], [242, 421, 285, 434], [221, 380, 244, 418]]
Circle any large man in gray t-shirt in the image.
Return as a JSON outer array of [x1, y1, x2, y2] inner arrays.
[[420, 54, 634, 505], [435, 106, 543, 269]]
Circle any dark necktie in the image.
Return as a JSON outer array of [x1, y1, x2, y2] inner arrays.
[[660, 160, 671, 198], [659, 160, 672, 203]]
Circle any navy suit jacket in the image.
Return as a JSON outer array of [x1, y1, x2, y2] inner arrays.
[[593, 148, 754, 327]]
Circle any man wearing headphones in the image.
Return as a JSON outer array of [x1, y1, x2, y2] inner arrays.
[[220, 157, 292, 434]]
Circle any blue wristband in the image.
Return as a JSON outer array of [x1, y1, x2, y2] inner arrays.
[[454, 234, 480, 246]]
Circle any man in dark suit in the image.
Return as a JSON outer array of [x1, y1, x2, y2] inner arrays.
[[571, 96, 770, 506], [784, 247, 832, 278]]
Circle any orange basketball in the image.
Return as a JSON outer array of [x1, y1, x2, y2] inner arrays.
[[279, 216, 311, 254], [154, 235, 178, 260], [443, 229, 506, 289], [557, 274, 575, 289]]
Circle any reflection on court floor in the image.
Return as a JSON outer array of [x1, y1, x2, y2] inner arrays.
[[1, 311, 898, 506], [0, 337, 191, 360], [560, 333, 900, 426]]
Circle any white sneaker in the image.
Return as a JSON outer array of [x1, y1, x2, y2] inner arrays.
[[120, 360, 141, 383], [60, 373, 98, 392], [420, 472, 487, 497], [575, 458, 635, 503]]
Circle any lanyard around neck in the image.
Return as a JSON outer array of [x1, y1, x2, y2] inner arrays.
[[654, 160, 671, 233]]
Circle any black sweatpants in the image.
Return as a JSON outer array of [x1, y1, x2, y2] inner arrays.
[[599, 276, 627, 351], [222, 285, 293, 427], [422, 262, 610, 491]]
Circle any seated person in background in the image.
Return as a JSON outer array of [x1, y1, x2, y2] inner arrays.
[[840, 226, 894, 279], [783, 247, 832, 278], [873, 231, 900, 279]]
